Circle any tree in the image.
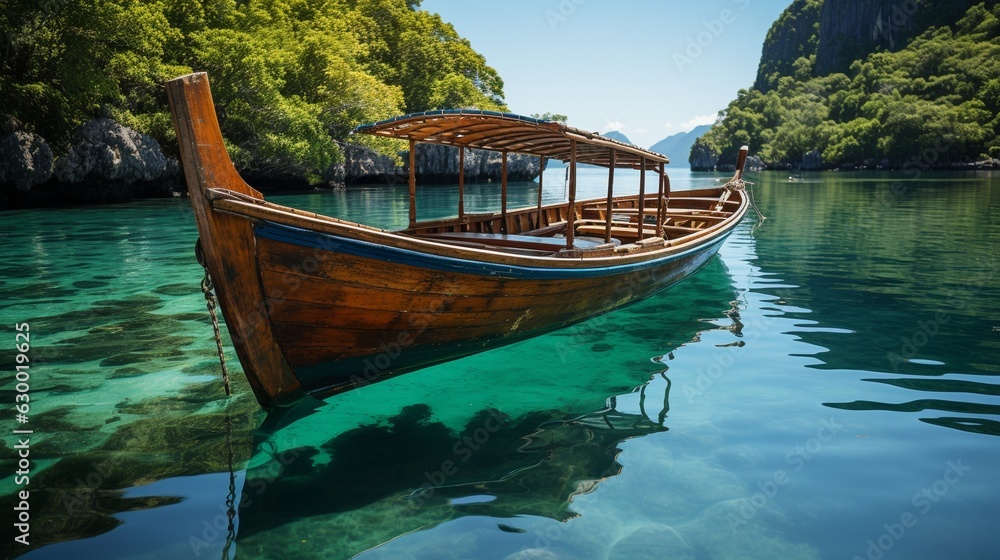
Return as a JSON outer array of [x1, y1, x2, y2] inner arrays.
[[1, 0, 184, 144], [531, 113, 569, 124], [349, 1, 505, 113]]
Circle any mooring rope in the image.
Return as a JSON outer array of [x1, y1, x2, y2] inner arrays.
[[191, 240, 239, 557], [723, 178, 766, 222], [221, 413, 237, 560], [195, 239, 232, 396]]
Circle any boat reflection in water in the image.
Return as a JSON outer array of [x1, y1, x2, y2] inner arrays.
[[234, 372, 675, 544]]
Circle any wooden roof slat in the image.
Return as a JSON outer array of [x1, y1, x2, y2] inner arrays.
[[452, 129, 556, 148]]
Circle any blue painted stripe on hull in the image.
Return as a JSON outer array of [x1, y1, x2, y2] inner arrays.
[[254, 221, 731, 280]]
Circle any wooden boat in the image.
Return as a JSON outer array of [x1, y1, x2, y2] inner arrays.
[[166, 72, 750, 408]]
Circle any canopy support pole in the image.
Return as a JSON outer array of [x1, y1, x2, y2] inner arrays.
[[501, 150, 508, 234], [605, 149, 616, 243], [408, 139, 417, 228], [656, 165, 666, 238], [536, 156, 545, 228], [637, 157, 646, 241], [458, 146, 465, 224], [566, 139, 577, 250]]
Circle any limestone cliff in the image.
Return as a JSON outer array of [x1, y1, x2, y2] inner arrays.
[[0, 131, 54, 192], [757, 0, 982, 83], [0, 117, 181, 208], [816, 0, 914, 75], [694, 0, 1000, 170], [411, 144, 541, 184]]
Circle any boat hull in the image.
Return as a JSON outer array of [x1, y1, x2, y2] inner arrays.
[[252, 219, 732, 396]]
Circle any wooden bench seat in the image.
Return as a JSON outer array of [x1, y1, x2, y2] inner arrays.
[[670, 197, 741, 206], [583, 207, 729, 219], [418, 231, 616, 252], [584, 208, 732, 216], [661, 225, 703, 234], [576, 224, 660, 240], [522, 220, 568, 237], [576, 222, 702, 241]]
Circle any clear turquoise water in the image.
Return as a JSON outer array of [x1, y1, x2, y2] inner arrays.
[[1, 168, 998, 559]]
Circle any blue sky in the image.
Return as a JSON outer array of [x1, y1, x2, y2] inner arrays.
[[420, 0, 793, 148]]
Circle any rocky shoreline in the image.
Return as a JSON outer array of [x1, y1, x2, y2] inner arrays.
[[330, 142, 542, 187], [0, 118, 543, 210], [690, 144, 1000, 173]]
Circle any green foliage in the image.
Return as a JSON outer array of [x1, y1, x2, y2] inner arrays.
[[700, 1, 1000, 168], [753, 0, 823, 92], [531, 113, 569, 124], [346, 0, 504, 113], [1, 0, 184, 145], [428, 73, 503, 111], [0, 0, 505, 182]]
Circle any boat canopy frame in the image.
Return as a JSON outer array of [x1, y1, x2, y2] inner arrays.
[[354, 110, 673, 247]]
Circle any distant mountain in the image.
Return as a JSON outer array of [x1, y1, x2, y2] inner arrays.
[[601, 130, 634, 144], [649, 124, 712, 166]]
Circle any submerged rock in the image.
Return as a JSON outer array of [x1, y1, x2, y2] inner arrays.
[[503, 549, 560, 560], [607, 526, 696, 560]]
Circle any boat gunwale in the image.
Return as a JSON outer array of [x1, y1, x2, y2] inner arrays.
[[252, 218, 736, 280]]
